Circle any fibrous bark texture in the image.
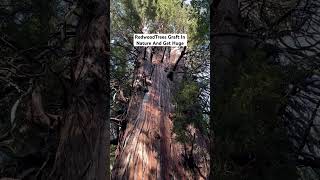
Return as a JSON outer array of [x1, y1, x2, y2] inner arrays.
[[49, 0, 109, 180], [112, 47, 209, 179]]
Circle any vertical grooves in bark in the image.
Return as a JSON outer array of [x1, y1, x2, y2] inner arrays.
[[113, 50, 176, 179], [113, 47, 209, 179], [50, 0, 109, 180]]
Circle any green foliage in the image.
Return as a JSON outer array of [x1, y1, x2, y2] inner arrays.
[[188, 0, 210, 46], [214, 49, 298, 180], [111, 0, 210, 54], [152, 0, 189, 33], [173, 79, 208, 142], [135, 0, 157, 22], [232, 50, 286, 115]]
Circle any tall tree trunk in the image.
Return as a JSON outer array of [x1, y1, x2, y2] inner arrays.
[[49, 0, 109, 179], [112, 48, 209, 179], [212, 0, 253, 178], [213, 0, 242, 100]]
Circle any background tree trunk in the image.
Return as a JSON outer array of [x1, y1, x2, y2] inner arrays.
[[212, 0, 253, 177], [49, 0, 109, 179]]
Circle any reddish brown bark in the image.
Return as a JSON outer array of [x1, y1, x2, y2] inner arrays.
[[112, 48, 209, 179], [49, 0, 109, 180]]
